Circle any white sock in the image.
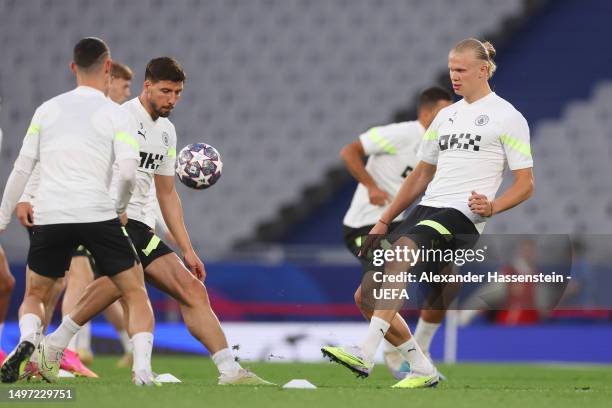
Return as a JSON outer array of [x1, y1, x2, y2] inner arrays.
[[118, 330, 132, 353], [67, 334, 78, 351], [211, 348, 241, 377], [382, 339, 398, 354], [18, 314, 42, 345], [414, 318, 440, 356], [360, 316, 390, 362], [76, 322, 92, 352], [397, 338, 435, 374], [132, 332, 153, 372], [47, 316, 81, 350]]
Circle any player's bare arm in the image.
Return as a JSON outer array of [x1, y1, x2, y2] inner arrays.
[[359, 161, 436, 255], [469, 167, 534, 217], [154, 174, 205, 280], [340, 140, 390, 206]]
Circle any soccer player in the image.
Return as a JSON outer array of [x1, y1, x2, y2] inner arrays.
[[0, 247, 15, 366], [40, 57, 272, 386], [340, 87, 453, 379], [323, 38, 534, 388], [108, 61, 133, 104], [0, 37, 157, 386], [13, 61, 138, 376], [0, 124, 16, 366]]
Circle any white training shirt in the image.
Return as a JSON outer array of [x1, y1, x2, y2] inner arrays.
[[109, 97, 177, 229], [418, 92, 533, 233], [343, 121, 424, 228], [18, 86, 139, 224]]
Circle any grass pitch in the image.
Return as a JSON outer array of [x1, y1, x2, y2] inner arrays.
[[1, 356, 610, 408]]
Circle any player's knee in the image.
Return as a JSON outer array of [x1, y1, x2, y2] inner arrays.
[[354, 288, 362, 307], [182, 277, 208, 307]]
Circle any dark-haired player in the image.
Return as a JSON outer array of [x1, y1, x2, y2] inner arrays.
[[14, 61, 140, 377], [40, 57, 272, 386], [0, 37, 157, 385], [340, 87, 452, 379]]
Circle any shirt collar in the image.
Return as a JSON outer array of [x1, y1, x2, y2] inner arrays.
[[133, 96, 157, 125], [74, 85, 106, 98]]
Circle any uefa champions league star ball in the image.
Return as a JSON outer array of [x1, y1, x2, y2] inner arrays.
[[175, 143, 223, 189]]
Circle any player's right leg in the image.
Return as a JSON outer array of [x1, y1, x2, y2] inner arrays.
[[0, 246, 16, 365], [1, 224, 73, 384], [323, 235, 437, 387], [123, 219, 271, 385], [38, 219, 156, 386], [102, 300, 132, 368], [142, 253, 272, 385]]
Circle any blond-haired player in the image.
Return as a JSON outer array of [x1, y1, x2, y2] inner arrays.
[[323, 38, 534, 388]]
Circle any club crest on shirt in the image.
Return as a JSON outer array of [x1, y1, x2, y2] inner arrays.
[[475, 115, 489, 126], [162, 131, 169, 146]]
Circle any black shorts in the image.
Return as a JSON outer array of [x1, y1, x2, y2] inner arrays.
[[27, 218, 140, 279], [392, 205, 479, 252], [125, 219, 174, 268], [27, 228, 92, 261], [343, 222, 403, 268]]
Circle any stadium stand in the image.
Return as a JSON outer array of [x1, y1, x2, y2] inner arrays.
[[488, 81, 612, 235], [0, 0, 525, 258], [278, 0, 612, 246]]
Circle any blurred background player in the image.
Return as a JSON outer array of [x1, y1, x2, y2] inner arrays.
[[14, 61, 137, 376], [340, 86, 453, 379], [43, 57, 272, 385], [108, 61, 133, 104], [0, 111, 16, 366], [61, 60, 135, 370], [323, 38, 534, 388], [0, 37, 157, 386]]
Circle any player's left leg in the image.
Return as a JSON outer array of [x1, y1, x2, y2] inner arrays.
[[0, 246, 16, 365], [60, 254, 98, 377], [143, 252, 273, 385]]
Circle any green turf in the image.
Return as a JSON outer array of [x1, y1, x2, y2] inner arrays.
[[1, 356, 611, 408]]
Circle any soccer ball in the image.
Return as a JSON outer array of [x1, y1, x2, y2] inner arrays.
[[175, 143, 223, 189]]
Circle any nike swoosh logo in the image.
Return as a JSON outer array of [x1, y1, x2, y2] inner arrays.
[[406, 347, 416, 353]]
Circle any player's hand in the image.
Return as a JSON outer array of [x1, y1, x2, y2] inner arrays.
[[358, 220, 389, 257], [15, 202, 34, 227], [468, 191, 494, 217], [368, 185, 391, 207], [118, 213, 128, 225], [183, 249, 206, 281]]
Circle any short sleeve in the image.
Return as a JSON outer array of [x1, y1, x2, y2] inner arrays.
[[359, 123, 414, 156], [501, 111, 533, 170], [19, 106, 45, 160], [112, 109, 140, 162], [156, 125, 177, 176], [417, 110, 447, 165]]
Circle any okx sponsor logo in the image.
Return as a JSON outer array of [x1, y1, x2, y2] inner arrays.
[[139, 151, 164, 170], [439, 133, 482, 152]]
